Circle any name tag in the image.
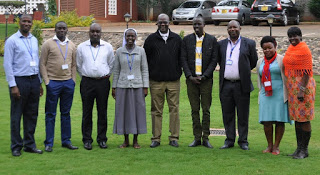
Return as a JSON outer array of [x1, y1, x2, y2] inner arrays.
[[226, 59, 233, 65], [30, 61, 36, 67], [62, 64, 69, 70], [127, 75, 135, 80], [264, 81, 271, 87]]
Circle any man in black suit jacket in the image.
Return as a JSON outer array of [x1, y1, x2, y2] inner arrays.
[[218, 20, 257, 150], [181, 17, 218, 148]]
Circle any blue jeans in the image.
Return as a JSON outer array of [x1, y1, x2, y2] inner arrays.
[[44, 79, 75, 147], [10, 75, 40, 151]]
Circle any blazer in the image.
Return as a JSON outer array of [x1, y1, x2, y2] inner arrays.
[[112, 46, 149, 88], [256, 54, 288, 103], [218, 37, 258, 93], [181, 33, 218, 79]]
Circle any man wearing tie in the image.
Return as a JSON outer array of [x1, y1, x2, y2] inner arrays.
[[218, 20, 258, 150]]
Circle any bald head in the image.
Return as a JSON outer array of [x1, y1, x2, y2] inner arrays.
[[227, 20, 241, 41], [89, 23, 102, 45], [157, 13, 170, 34], [227, 20, 240, 28], [157, 13, 169, 21], [90, 23, 101, 31]]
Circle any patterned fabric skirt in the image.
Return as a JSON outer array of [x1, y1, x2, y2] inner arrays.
[[286, 75, 316, 122]]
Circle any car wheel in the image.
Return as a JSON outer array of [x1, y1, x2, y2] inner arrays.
[[294, 13, 300, 25], [252, 21, 259, 26], [214, 21, 220, 26], [239, 15, 245, 26], [173, 21, 179, 25], [281, 13, 288, 26]]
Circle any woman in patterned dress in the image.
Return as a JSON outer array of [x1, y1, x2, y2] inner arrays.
[[283, 27, 316, 159]]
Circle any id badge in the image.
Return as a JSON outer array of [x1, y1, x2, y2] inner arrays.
[[62, 64, 69, 70], [226, 59, 233, 65], [127, 75, 135, 80], [264, 81, 271, 87], [30, 61, 36, 67]]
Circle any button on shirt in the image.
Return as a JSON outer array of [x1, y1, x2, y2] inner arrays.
[[3, 30, 41, 87], [76, 40, 115, 78], [224, 36, 241, 80]]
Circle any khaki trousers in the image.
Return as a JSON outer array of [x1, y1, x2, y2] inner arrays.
[[150, 80, 180, 142]]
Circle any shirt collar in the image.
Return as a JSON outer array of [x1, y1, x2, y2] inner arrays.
[[85, 40, 105, 47], [18, 30, 33, 38], [195, 32, 205, 41], [53, 35, 70, 44], [159, 30, 169, 37], [228, 35, 241, 44]]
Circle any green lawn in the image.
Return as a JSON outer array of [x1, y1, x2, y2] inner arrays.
[[0, 57, 319, 174], [0, 24, 18, 40]]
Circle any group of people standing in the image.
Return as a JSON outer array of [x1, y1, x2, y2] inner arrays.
[[4, 13, 315, 160]]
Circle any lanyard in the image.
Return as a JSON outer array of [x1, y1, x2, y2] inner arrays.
[[56, 41, 68, 61], [229, 36, 241, 59], [89, 45, 100, 61], [126, 54, 135, 72], [22, 37, 33, 59]]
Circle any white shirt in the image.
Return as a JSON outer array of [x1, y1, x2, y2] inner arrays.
[[76, 40, 115, 78], [159, 30, 169, 42], [224, 36, 241, 80], [53, 35, 70, 45]]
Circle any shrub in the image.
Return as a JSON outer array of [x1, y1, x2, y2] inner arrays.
[[0, 40, 4, 56], [45, 10, 95, 28], [309, 0, 320, 19], [31, 21, 44, 46], [179, 30, 185, 39]]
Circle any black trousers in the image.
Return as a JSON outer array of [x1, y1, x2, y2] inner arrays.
[[10, 75, 40, 151], [80, 76, 110, 144], [220, 80, 250, 146]]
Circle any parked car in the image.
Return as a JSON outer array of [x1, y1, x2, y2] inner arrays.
[[211, 0, 251, 26], [172, 0, 216, 25], [250, 0, 299, 26]]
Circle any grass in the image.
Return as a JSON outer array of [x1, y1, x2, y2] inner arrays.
[[0, 57, 319, 174], [0, 24, 18, 40]]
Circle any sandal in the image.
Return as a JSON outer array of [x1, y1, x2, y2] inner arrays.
[[119, 143, 129, 148], [133, 143, 141, 149], [262, 147, 272, 153], [272, 148, 280, 155]]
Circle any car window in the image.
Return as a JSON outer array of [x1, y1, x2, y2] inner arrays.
[[254, 0, 277, 5], [217, 0, 239, 6], [206, 1, 216, 7], [242, 1, 250, 8], [179, 1, 201, 8], [203, 1, 211, 8]]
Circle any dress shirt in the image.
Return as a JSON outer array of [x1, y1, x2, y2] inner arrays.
[[53, 35, 70, 45], [224, 36, 241, 80], [195, 33, 205, 75], [3, 30, 41, 87], [76, 40, 114, 78]]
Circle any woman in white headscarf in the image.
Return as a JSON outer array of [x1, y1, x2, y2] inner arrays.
[[112, 28, 149, 149]]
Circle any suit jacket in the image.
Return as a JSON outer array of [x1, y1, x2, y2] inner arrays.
[[181, 33, 218, 79], [218, 37, 258, 93]]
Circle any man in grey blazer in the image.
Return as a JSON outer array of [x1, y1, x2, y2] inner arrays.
[[218, 20, 258, 150]]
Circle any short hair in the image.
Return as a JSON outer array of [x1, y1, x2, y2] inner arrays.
[[260, 36, 277, 48], [55, 21, 67, 28], [193, 16, 204, 24], [287, 27, 302, 37], [20, 14, 32, 20]]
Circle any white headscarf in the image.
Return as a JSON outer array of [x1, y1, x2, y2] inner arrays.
[[122, 28, 138, 47]]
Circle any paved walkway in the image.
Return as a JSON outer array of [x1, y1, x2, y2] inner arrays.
[[66, 22, 320, 38]]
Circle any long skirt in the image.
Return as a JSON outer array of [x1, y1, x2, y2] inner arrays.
[[113, 88, 147, 135]]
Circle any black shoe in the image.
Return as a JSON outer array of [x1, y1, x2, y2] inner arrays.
[[202, 140, 213, 148], [99, 141, 108, 149], [45, 146, 53, 152], [12, 150, 21, 156], [62, 144, 78, 150], [169, 140, 179, 147], [220, 144, 234, 149], [84, 142, 92, 150], [24, 147, 43, 154], [239, 144, 249, 150], [188, 140, 201, 147], [150, 141, 160, 148]]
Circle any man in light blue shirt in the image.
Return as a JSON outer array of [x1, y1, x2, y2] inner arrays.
[[3, 14, 43, 156]]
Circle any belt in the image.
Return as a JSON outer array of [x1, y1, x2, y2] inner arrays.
[[83, 75, 110, 80], [224, 79, 240, 83], [15, 74, 38, 79]]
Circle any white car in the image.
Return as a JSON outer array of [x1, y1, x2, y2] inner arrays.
[[172, 0, 216, 25], [211, 0, 251, 26]]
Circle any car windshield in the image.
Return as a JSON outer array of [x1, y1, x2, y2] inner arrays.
[[254, 0, 277, 5], [217, 1, 239, 6], [179, 1, 201, 8]]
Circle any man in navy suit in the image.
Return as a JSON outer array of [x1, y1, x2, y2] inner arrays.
[[218, 20, 257, 150]]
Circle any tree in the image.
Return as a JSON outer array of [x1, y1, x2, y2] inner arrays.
[[47, 0, 57, 16], [309, 0, 320, 19], [137, 0, 158, 20]]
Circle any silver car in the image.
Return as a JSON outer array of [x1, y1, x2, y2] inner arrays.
[[172, 0, 216, 25], [212, 0, 251, 26]]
